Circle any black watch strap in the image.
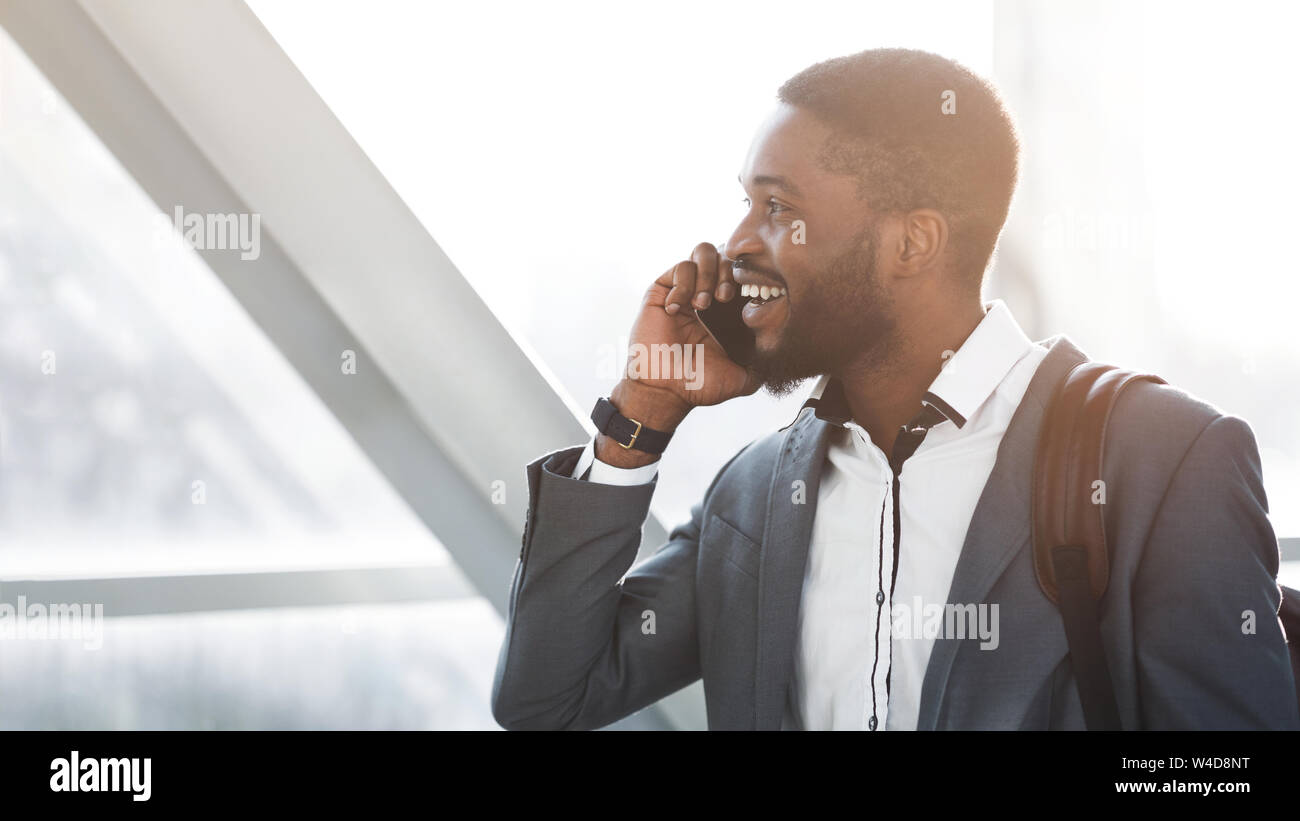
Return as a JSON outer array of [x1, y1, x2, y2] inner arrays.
[[590, 396, 674, 455]]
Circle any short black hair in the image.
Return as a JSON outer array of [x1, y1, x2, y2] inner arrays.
[[778, 48, 1020, 288]]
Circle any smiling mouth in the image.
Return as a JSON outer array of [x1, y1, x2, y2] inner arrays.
[[739, 282, 787, 305]]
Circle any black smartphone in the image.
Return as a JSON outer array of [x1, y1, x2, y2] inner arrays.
[[695, 294, 755, 367]]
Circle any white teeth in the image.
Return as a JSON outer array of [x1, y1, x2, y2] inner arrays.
[[740, 283, 786, 300]]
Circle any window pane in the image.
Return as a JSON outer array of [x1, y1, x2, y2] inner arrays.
[[0, 24, 449, 575], [0, 601, 502, 730]]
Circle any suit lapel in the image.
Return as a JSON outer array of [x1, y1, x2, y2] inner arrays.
[[753, 405, 836, 729], [914, 334, 1089, 730]]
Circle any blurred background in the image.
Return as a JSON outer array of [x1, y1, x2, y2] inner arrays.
[[1, 0, 1296, 730]]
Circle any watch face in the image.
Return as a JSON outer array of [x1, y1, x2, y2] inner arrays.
[[695, 295, 755, 367]]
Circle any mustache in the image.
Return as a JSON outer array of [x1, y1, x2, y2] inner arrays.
[[730, 257, 787, 288]]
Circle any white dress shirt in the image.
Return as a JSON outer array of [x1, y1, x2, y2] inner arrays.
[[573, 299, 1048, 730]]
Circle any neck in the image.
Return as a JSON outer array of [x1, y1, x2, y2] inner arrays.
[[835, 298, 987, 454]]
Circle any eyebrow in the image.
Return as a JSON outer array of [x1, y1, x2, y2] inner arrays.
[[739, 173, 804, 198]]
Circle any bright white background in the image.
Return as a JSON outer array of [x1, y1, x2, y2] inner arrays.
[[250, 0, 1300, 543]]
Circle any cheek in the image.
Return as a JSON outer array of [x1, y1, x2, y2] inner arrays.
[[766, 218, 806, 251], [769, 241, 828, 302], [768, 225, 810, 265]]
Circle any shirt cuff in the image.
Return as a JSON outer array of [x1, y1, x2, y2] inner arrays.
[[571, 437, 660, 486]]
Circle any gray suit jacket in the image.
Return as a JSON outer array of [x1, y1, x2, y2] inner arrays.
[[491, 335, 1300, 730]]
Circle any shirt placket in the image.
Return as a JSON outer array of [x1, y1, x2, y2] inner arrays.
[[863, 402, 948, 731]]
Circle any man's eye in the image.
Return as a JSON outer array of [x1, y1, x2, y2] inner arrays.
[[742, 196, 788, 215]]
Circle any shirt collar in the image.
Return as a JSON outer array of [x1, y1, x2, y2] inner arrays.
[[789, 299, 1036, 430]]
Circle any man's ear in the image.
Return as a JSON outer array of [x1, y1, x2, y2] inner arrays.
[[896, 208, 949, 275]]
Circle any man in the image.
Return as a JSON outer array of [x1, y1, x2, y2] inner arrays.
[[491, 48, 1299, 730]]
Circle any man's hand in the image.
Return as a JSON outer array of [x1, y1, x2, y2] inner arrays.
[[596, 242, 762, 468]]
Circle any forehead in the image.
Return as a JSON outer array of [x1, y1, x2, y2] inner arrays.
[[738, 103, 839, 194]]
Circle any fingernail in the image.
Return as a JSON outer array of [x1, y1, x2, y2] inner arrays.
[[666, 303, 679, 315], [695, 292, 711, 309], [717, 282, 735, 301]]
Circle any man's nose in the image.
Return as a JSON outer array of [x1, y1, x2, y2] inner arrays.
[[722, 220, 764, 261]]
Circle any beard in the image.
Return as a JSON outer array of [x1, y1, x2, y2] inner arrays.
[[750, 222, 898, 398]]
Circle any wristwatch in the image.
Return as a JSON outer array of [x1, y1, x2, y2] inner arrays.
[[590, 396, 674, 455]]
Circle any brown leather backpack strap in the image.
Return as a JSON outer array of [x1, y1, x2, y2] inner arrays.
[[1033, 362, 1167, 601], [1032, 360, 1166, 730], [1033, 362, 1107, 603]]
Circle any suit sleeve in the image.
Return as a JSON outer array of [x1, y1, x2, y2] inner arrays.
[[491, 442, 741, 730], [1133, 414, 1300, 729]]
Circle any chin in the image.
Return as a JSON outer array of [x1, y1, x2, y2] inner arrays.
[[759, 375, 810, 400]]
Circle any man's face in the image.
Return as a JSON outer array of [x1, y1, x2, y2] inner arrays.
[[725, 103, 899, 397]]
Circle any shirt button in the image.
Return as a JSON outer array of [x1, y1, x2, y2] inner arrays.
[[876, 591, 885, 605], [868, 716, 878, 730]]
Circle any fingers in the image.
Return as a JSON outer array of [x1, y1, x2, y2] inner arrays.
[[654, 242, 735, 315], [690, 242, 719, 310], [715, 241, 737, 302], [662, 259, 698, 316]]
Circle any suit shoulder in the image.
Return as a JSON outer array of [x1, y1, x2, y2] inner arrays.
[[1108, 375, 1232, 452], [1103, 376, 1267, 500]]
